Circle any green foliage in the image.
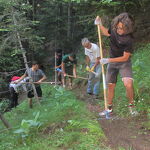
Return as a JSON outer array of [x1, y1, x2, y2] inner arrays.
[[14, 112, 42, 144], [0, 99, 10, 113], [0, 85, 108, 150]]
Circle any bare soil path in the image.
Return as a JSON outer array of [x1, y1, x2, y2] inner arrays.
[[73, 85, 150, 150]]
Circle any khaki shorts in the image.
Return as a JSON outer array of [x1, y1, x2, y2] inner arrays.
[[106, 60, 133, 84]]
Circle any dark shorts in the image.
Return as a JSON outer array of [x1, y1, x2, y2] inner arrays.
[[106, 60, 133, 84], [27, 86, 42, 98]]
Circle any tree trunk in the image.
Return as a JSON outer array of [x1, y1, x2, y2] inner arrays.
[[0, 113, 11, 129], [11, 6, 40, 105], [67, 2, 72, 38]]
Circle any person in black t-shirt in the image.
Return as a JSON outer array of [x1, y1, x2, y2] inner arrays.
[[95, 13, 138, 116], [55, 49, 63, 83]]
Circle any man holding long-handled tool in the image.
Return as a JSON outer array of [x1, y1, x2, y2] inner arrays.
[[82, 38, 101, 99], [95, 13, 138, 116], [61, 53, 77, 89], [14, 61, 47, 108]]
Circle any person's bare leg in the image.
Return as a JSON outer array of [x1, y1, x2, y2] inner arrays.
[[123, 78, 134, 104], [68, 77, 72, 89], [28, 98, 32, 108], [123, 78, 138, 115], [62, 77, 66, 88], [107, 83, 116, 109]]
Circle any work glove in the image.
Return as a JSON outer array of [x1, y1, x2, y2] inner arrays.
[[94, 16, 102, 26], [90, 66, 95, 72], [95, 72, 100, 78], [56, 68, 62, 72], [100, 58, 109, 65], [86, 66, 91, 72]]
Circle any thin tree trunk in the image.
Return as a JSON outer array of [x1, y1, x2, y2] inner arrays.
[[55, 52, 57, 85], [11, 6, 40, 105], [0, 113, 11, 129], [67, 2, 72, 38]]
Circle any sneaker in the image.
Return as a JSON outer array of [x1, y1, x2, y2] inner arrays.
[[99, 109, 113, 116], [129, 107, 139, 116]]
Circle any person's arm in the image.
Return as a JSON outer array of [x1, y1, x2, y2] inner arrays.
[[91, 44, 101, 71], [100, 25, 110, 37], [73, 64, 77, 78], [95, 16, 110, 37], [109, 52, 131, 63], [37, 75, 47, 83], [14, 74, 27, 83], [100, 51, 131, 64], [85, 56, 90, 66], [61, 62, 66, 76], [56, 64, 62, 68], [92, 57, 100, 68]]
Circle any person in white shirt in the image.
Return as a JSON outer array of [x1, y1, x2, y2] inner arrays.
[[9, 76, 30, 108], [82, 38, 101, 98]]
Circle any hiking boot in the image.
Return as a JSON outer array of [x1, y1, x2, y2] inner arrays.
[[99, 109, 113, 116]]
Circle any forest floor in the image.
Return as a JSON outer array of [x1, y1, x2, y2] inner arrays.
[[73, 84, 150, 150]]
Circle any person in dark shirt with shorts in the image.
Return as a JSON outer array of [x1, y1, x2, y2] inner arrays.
[[15, 61, 46, 108], [95, 13, 138, 115], [61, 53, 77, 89]]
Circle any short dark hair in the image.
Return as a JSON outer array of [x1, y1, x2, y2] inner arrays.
[[70, 53, 76, 59], [32, 61, 39, 66]]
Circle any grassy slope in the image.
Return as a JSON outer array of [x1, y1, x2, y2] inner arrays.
[[0, 85, 110, 150], [1, 43, 150, 150]]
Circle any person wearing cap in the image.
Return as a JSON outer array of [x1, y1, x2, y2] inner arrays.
[[9, 76, 30, 108], [14, 61, 46, 108], [81, 38, 101, 98], [61, 53, 77, 89]]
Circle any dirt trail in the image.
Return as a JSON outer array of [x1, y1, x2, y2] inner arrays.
[[73, 85, 150, 150]]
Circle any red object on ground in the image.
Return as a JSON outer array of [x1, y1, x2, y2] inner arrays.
[[11, 76, 21, 81]]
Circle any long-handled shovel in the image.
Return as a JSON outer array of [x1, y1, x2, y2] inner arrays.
[[55, 52, 57, 86], [66, 74, 88, 80], [95, 16, 109, 119], [56, 68, 88, 80]]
